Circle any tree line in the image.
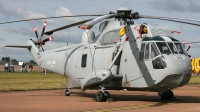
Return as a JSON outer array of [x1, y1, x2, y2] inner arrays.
[[0, 57, 36, 65]]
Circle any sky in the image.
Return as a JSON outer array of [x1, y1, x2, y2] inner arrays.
[[0, 0, 200, 62]]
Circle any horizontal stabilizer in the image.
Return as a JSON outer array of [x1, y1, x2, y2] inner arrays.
[[4, 45, 32, 48]]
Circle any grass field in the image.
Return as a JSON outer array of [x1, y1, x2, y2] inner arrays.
[[0, 72, 66, 91], [0, 72, 200, 91]]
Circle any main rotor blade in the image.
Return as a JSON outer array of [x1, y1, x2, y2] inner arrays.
[[44, 19, 93, 35], [184, 41, 200, 44], [140, 15, 200, 26], [141, 16, 200, 22], [0, 14, 104, 24]]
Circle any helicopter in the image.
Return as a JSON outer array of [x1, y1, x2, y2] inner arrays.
[[3, 7, 200, 102]]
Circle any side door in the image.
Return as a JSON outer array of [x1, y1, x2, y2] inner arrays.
[[75, 48, 93, 79]]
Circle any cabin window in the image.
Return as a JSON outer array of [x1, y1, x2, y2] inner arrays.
[[81, 54, 87, 67], [100, 30, 120, 45]]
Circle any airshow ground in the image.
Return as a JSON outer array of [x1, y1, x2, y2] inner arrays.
[[0, 85, 200, 112]]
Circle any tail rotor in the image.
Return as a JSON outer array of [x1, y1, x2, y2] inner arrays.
[[184, 42, 194, 59], [33, 21, 53, 51]]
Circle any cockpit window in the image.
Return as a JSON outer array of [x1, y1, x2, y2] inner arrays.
[[156, 42, 171, 54], [151, 42, 159, 59], [144, 43, 150, 59], [174, 43, 185, 54], [140, 43, 145, 60], [168, 42, 178, 54]]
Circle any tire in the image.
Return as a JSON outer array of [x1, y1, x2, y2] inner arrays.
[[161, 92, 168, 100], [105, 91, 110, 98], [96, 91, 106, 102], [65, 90, 70, 96], [168, 90, 174, 99]]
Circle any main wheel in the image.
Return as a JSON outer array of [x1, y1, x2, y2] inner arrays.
[[161, 91, 168, 100], [161, 90, 175, 100], [65, 90, 70, 96], [168, 90, 176, 100], [96, 91, 106, 102], [104, 91, 110, 98]]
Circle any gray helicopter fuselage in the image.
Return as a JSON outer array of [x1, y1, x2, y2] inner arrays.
[[30, 20, 192, 92]]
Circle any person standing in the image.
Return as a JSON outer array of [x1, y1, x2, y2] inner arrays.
[[4, 62, 8, 72], [28, 64, 33, 73], [10, 63, 14, 72]]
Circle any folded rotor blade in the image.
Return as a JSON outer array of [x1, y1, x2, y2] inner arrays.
[[79, 14, 115, 29], [44, 19, 93, 35], [139, 15, 200, 26], [0, 14, 104, 24]]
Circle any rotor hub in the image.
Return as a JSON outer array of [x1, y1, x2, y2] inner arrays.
[[114, 7, 139, 21]]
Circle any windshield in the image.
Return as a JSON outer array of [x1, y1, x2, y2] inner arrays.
[[155, 42, 185, 54], [174, 43, 185, 54], [156, 42, 171, 54]]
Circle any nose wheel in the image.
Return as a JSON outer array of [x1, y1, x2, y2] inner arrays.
[[65, 89, 71, 96], [159, 90, 176, 100]]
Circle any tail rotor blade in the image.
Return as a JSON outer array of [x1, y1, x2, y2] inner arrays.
[[188, 55, 194, 59], [41, 36, 53, 45], [41, 21, 47, 38], [40, 45, 44, 51], [34, 27, 39, 40], [186, 43, 193, 51]]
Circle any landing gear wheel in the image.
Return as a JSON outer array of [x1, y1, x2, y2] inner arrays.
[[96, 91, 106, 102], [160, 90, 175, 100], [65, 89, 70, 96], [105, 91, 110, 98], [161, 91, 168, 100]]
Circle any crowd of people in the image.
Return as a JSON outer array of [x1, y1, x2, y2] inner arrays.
[[4, 62, 49, 75]]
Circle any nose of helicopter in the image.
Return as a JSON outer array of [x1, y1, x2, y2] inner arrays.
[[164, 55, 192, 88]]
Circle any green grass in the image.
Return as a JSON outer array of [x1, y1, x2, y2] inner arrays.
[[0, 72, 200, 91], [187, 75, 200, 85], [0, 72, 66, 91]]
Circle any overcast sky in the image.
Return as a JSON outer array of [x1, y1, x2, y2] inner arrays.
[[0, 0, 200, 62]]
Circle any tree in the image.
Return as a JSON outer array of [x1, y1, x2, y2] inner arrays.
[[29, 60, 36, 65], [11, 59, 18, 65], [1, 57, 10, 62]]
